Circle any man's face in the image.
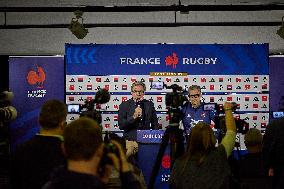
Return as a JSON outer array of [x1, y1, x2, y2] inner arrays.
[[131, 85, 145, 101], [189, 88, 201, 108]]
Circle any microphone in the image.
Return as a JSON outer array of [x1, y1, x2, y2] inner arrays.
[[135, 99, 142, 118], [135, 99, 144, 128]]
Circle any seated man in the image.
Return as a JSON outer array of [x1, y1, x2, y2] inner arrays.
[[181, 85, 215, 135]]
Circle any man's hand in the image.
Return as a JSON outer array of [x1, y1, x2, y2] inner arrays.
[[98, 164, 113, 184], [133, 105, 142, 119], [224, 102, 234, 110], [107, 140, 131, 173], [268, 168, 274, 176]]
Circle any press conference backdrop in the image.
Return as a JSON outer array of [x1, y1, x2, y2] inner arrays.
[[65, 44, 269, 188], [6, 46, 284, 188], [9, 56, 65, 150]]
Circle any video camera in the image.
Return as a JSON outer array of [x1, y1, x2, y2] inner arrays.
[[0, 91, 17, 124], [203, 102, 249, 137], [151, 82, 188, 125], [72, 88, 111, 125]]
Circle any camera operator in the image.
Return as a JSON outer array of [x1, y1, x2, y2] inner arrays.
[[181, 85, 215, 135], [42, 117, 142, 189], [262, 117, 284, 189], [0, 91, 17, 124], [170, 102, 236, 189], [118, 81, 159, 156]]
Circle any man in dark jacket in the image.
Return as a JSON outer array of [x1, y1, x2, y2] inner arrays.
[[11, 99, 67, 189], [118, 81, 159, 141], [263, 117, 284, 189], [118, 81, 159, 157]]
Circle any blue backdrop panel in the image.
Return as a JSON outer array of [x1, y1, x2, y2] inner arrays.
[[65, 44, 269, 189], [138, 144, 171, 188], [269, 56, 284, 112], [66, 44, 268, 75], [9, 57, 65, 150]]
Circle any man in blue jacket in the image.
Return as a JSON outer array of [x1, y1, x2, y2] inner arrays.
[[181, 85, 215, 135]]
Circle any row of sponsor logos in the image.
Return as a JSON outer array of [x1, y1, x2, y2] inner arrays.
[[66, 83, 269, 92], [67, 75, 269, 84], [66, 94, 269, 112], [66, 75, 269, 92], [67, 113, 269, 132]]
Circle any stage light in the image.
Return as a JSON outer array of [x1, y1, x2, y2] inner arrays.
[[68, 10, 88, 39], [277, 16, 284, 39]]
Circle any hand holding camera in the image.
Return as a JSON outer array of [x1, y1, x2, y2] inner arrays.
[[106, 140, 130, 172], [99, 140, 130, 173], [98, 139, 130, 183]]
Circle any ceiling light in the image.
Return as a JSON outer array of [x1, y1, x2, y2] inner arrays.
[[277, 16, 284, 39], [68, 10, 88, 39]]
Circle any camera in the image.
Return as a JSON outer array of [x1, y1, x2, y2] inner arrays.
[[100, 142, 120, 166], [206, 102, 249, 139], [164, 84, 187, 108], [79, 88, 110, 125], [150, 82, 188, 109], [0, 91, 17, 123], [99, 132, 120, 170], [150, 82, 188, 125], [165, 84, 188, 125]]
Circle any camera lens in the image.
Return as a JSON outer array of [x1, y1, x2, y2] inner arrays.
[[0, 106, 17, 122]]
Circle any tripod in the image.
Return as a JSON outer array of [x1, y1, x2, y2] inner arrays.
[[148, 122, 185, 189]]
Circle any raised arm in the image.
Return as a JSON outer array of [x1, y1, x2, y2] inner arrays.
[[220, 102, 237, 157]]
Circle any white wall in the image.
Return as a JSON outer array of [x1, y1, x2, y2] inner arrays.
[[0, 10, 284, 55]]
